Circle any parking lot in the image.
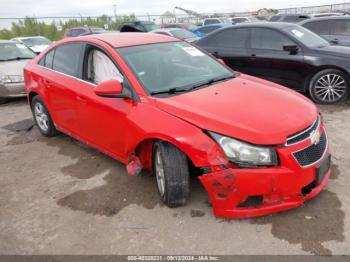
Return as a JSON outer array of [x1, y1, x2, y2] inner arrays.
[[0, 97, 349, 255]]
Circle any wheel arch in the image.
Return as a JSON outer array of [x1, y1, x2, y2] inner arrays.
[[304, 65, 350, 92], [130, 133, 227, 171]]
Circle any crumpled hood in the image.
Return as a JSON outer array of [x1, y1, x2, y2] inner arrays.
[[155, 74, 318, 145], [315, 45, 350, 59], [0, 60, 28, 76]]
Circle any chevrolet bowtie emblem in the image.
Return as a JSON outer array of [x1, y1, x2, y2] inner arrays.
[[310, 130, 321, 145]]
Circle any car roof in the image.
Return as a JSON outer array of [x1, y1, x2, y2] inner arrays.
[[196, 23, 227, 29], [299, 15, 350, 24], [0, 40, 18, 44], [226, 22, 297, 29], [75, 32, 178, 48]]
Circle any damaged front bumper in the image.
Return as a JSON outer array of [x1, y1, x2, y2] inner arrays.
[[199, 130, 331, 219]]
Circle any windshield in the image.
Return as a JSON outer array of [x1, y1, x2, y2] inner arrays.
[[144, 24, 160, 32], [117, 42, 234, 96], [21, 37, 51, 47], [285, 26, 329, 48], [170, 29, 197, 39], [0, 43, 36, 61]]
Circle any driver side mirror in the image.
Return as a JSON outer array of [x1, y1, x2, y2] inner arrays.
[[94, 79, 130, 98], [283, 45, 299, 55]]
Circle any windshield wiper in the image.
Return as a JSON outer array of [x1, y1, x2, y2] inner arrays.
[[151, 87, 189, 96], [150, 75, 235, 96], [189, 75, 235, 91]]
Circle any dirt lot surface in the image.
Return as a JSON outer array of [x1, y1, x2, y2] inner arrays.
[[0, 98, 349, 255]]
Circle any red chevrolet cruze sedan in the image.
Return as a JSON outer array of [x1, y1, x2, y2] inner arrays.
[[24, 33, 331, 218]]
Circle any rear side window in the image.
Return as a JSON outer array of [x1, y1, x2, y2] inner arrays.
[[52, 43, 83, 77], [303, 21, 331, 35], [251, 28, 295, 51], [38, 49, 55, 68], [210, 28, 248, 48]]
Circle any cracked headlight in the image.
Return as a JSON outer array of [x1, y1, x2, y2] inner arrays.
[[209, 131, 278, 167], [0, 75, 24, 84]]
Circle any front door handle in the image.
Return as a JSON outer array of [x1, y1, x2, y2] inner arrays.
[[76, 95, 87, 104]]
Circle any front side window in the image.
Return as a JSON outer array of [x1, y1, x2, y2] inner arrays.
[[117, 42, 234, 96], [285, 26, 329, 48], [86, 49, 123, 84], [52, 43, 83, 77], [251, 28, 295, 51], [0, 43, 35, 61]]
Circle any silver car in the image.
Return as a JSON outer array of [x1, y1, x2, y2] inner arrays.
[[151, 28, 199, 42], [0, 40, 35, 103], [11, 36, 51, 54]]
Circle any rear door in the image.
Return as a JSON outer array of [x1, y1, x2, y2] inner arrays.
[[203, 28, 250, 73], [329, 19, 350, 46], [247, 28, 306, 91], [40, 43, 85, 135]]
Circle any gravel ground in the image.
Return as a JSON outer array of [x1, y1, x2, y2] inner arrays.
[[0, 97, 349, 255]]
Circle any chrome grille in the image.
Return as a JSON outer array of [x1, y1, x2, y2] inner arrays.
[[286, 116, 320, 146], [293, 131, 327, 167]]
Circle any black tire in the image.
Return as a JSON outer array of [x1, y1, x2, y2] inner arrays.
[[309, 69, 350, 104], [0, 98, 7, 105], [153, 141, 190, 208], [31, 96, 59, 137]]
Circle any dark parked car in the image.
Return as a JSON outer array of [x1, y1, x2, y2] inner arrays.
[[118, 21, 160, 32], [64, 27, 107, 38], [196, 22, 350, 104], [300, 16, 350, 47], [269, 14, 311, 23]]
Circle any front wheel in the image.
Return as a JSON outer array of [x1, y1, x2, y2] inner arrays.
[[309, 69, 350, 104], [153, 141, 190, 208]]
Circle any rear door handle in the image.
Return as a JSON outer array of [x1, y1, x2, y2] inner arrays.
[[249, 54, 257, 60]]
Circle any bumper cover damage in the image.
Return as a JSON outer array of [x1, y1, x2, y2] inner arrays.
[[199, 135, 331, 219]]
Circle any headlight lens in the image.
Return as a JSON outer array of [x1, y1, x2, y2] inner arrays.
[[209, 131, 278, 167], [0, 75, 24, 84]]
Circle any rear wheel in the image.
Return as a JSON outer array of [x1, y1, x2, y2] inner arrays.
[[309, 69, 350, 104], [153, 141, 190, 207], [31, 96, 59, 137]]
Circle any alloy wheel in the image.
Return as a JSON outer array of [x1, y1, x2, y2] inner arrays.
[[34, 103, 50, 132], [155, 149, 165, 197], [314, 73, 347, 103]]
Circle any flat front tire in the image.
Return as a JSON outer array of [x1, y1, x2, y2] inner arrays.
[[153, 141, 190, 207], [309, 69, 350, 104], [31, 96, 59, 137]]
